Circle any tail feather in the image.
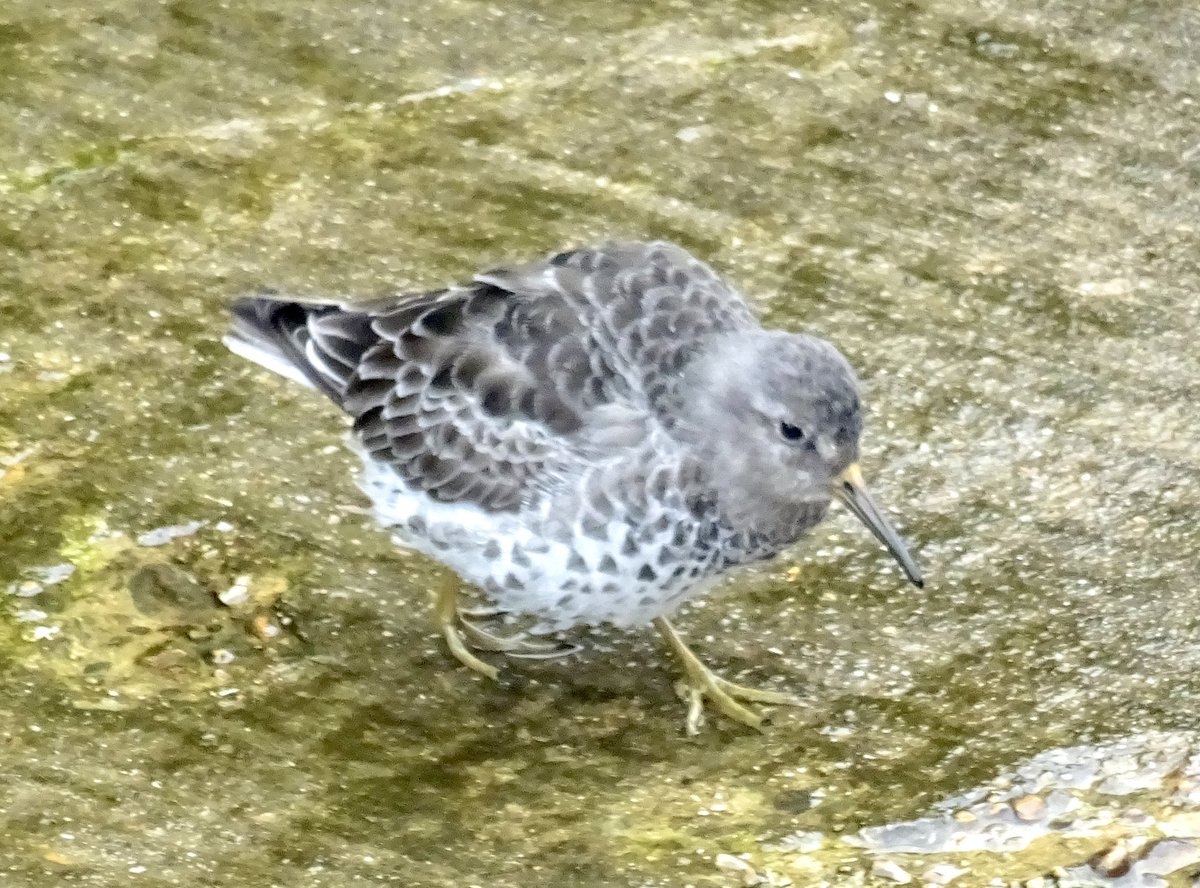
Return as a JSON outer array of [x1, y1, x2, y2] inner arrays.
[[225, 293, 377, 405]]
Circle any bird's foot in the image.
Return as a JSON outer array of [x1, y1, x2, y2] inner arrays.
[[437, 576, 580, 678], [436, 575, 500, 681], [458, 616, 580, 660], [654, 617, 802, 735], [456, 603, 509, 620]]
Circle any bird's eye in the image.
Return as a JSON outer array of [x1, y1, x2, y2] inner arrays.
[[779, 422, 806, 442]]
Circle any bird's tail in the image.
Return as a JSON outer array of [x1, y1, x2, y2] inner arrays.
[[225, 292, 378, 405]]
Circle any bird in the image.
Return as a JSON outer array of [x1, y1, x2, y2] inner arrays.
[[225, 240, 923, 734]]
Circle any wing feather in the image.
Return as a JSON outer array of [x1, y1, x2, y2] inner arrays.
[[227, 240, 756, 512]]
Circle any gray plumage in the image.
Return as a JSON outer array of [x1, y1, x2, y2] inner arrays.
[[227, 240, 916, 631]]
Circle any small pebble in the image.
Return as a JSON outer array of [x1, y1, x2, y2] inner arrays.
[[137, 520, 207, 547], [32, 563, 75, 585], [209, 649, 235, 666], [1088, 843, 1131, 878], [675, 125, 712, 143], [1120, 807, 1156, 828], [923, 863, 968, 885], [714, 853, 760, 886], [218, 576, 251, 607], [1012, 794, 1047, 821], [871, 860, 912, 884]]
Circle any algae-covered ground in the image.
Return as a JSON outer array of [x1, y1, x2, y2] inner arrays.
[[2, 1, 1199, 886]]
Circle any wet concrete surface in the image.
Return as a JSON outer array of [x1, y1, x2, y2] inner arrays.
[[2, 1, 1199, 885]]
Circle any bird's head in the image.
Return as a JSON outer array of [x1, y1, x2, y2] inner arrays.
[[684, 329, 922, 587]]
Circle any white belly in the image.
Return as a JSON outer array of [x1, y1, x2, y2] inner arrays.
[[356, 452, 716, 630]]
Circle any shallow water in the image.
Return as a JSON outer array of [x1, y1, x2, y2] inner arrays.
[[2, 1, 1199, 886]]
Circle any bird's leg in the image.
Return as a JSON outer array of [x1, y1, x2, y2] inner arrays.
[[435, 572, 500, 680], [445, 583, 579, 660], [653, 617, 802, 735]]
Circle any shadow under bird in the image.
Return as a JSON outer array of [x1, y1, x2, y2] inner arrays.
[[226, 241, 922, 734]]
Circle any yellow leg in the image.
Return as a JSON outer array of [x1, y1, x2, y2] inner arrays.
[[653, 617, 802, 735], [436, 573, 499, 681]]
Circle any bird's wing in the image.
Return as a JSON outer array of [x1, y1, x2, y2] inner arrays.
[[227, 241, 756, 513], [476, 240, 757, 417]]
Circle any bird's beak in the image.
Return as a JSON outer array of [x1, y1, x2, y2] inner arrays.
[[833, 463, 924, 588]]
